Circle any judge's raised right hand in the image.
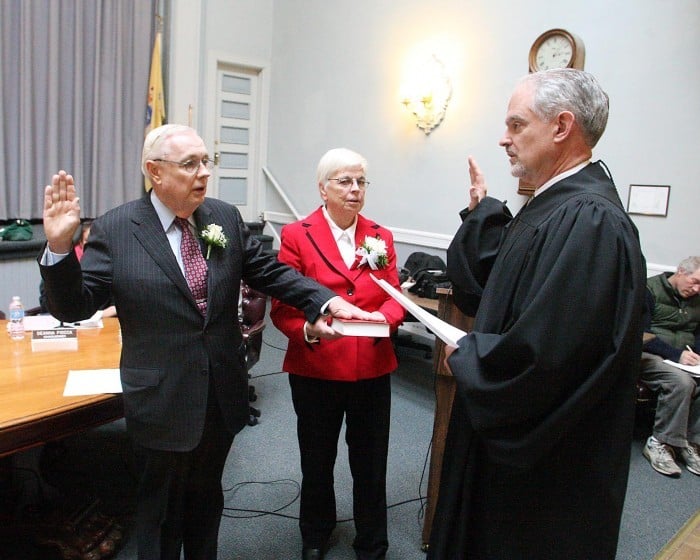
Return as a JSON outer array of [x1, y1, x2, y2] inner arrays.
[[467, 155, 488, 211], [43, 170, 81, 254]]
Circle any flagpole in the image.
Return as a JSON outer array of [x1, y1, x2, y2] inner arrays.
[[144, 13, 166, 191]]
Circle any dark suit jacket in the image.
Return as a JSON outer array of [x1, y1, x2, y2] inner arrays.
[[270, 207, 405, 381], [40, 195, 336, 452]]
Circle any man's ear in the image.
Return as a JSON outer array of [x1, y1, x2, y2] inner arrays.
[[144, 160, 162, 185], [553, 111, 576, 143]]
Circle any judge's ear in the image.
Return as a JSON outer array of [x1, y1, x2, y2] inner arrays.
[[552, 111, 576, 143]]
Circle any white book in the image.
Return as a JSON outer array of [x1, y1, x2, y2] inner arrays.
[[370, 274, 467, 347], [331, 318, 390, 337], [23, 309, 104, 331]]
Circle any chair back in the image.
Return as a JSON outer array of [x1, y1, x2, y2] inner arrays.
[[239, 282, 267, 369]]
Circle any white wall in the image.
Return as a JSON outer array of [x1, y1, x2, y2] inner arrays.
[[170, 0, 700, 270], [168, 0, 274, 130]]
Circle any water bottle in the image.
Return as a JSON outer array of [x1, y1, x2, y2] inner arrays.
[[8, 296, 25, 340]]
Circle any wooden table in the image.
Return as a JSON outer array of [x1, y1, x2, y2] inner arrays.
[[421, 288, 474, 548], [0, 317, 124, 457]]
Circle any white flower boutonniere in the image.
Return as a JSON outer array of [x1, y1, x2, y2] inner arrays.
[[200, 224, 228, 259], [356, 235, 388, 270]]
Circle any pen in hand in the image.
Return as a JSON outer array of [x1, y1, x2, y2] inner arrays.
[[687, 345, 694, 353]]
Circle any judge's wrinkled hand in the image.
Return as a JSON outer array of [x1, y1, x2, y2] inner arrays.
[[467, 155, 488, 211], [44, 170, 81, 254]]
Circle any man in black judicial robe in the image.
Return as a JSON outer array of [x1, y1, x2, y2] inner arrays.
[[428, 69, 646, 560]]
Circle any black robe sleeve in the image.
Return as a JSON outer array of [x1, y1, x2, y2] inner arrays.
[[446, 197, 512, 316]]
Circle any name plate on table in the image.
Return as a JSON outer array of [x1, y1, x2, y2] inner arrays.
[[31, 328, 78, 352]]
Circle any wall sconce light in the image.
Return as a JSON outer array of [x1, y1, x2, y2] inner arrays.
[[400, 54, 452, 135]]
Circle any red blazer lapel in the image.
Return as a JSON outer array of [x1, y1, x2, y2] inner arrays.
[[302, 207, 354, 280]]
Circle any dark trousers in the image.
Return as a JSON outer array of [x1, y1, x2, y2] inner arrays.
[[133, 382, 234, 560], [289, 373, 391, 560]]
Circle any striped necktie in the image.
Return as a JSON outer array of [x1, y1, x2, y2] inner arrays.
[[175, 217, 208, 315]]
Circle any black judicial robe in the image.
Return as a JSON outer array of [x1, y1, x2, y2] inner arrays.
[[428, 162, 646, 560]]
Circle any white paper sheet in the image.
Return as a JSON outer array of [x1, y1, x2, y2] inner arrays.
[[370, 274, 467, 347], [663, 360, 700, 378], [63, 369, 122, 396], [22, 310, 104, 331]]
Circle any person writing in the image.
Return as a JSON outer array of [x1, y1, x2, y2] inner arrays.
[[39, 124, 372, 560], [270, 148, 405, 560], [641, 256, 700, 477], [429, 69, 646, 560]]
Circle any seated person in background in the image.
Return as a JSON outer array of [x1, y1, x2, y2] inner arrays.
[[40, 219, 117, 317], [641, 256, 700, 477], [73, 218, 93, 261]]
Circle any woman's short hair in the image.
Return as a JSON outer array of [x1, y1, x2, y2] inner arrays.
[[317, 148, 368, 185]]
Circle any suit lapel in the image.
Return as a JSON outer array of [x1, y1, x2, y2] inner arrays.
[[132, 197, 193, 303], [302, 208, 383, 283]]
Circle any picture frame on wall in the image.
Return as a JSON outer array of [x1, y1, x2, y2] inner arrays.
[[626, 184, 670, 217]]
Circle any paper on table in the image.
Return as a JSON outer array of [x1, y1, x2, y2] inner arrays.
[[370, 274, 467, 347], [663, 360, 700, 378], [23, 309, 104, 331], [63, 369, 122, 396]]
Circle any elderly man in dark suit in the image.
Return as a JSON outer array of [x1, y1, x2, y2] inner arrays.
[[39, 124, 371, 560]]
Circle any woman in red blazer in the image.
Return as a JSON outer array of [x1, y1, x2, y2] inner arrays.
[[271, 148, 405, 560]]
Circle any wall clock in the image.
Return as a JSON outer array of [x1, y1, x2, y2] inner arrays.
[[528, 28, 585, 73]]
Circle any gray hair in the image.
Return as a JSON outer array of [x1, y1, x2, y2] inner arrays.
[[317, 148, 368, 185], [519, 69, 609, 148], [678, 256, 700, 275], [141, 124, 196, 177]]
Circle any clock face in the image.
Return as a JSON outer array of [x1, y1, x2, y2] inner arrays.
[[535, 34, 573, 70]]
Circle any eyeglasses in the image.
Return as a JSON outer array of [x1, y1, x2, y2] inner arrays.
[[153, 158, 215, 174], [328, 177, 370, 190]]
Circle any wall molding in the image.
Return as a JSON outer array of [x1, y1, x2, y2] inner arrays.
[[646, 262, 675, 276]]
